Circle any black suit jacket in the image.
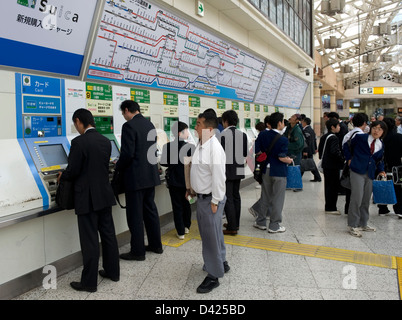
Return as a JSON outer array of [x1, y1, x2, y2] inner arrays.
[[160, 140, 195, 188], [318, 132, 344, 170], [115, 114, 161, 191], [383, 130, 402, 171], [61, 129, 116, 215], [220, 126, 248, 180], [302, 125, 317, 158]]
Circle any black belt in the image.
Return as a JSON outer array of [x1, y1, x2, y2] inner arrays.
[[197, 193, 212, 199]]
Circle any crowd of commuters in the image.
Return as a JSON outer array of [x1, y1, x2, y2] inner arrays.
[[60, 101, 402, 294]]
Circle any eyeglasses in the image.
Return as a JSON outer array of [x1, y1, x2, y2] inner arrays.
[[371, 126, 383, 131]]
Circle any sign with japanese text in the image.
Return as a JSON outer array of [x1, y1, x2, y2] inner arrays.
[[86, 82, 113, 116], [131, 88, 150, 104], [0, 0, 98, 76]]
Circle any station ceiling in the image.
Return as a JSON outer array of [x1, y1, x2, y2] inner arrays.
[[314, 0, 402, 88]]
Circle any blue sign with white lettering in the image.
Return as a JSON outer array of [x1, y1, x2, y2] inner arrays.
[[23, 96, 61, 114], [21, 74, 61, 96]]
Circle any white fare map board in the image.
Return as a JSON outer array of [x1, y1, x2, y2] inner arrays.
[[274, 72, 308, 109], [254, 63, 285, 105], [87, 0, 267, 102]]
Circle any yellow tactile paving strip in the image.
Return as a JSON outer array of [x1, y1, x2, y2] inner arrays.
[[162, 220, 402, 299]]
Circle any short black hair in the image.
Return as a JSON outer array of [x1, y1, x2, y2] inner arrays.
[[198, 112, 218, 129], [383, 117, 395, 133], [221, 110, 238, 126], [264, 115, 270, 127], [203, 108, 217, 117], [268, 112, 284, 129], [303, 117, 311, 126], [171, 121, 189, 138], [326, 118, 339, 131], [120, 100, 140, 113], [328, 112, 340, 120], [255, 122, 265, 132], [370, 120, 388, 138], [72, 108, 95, 128], [352, 113, 369, 127]]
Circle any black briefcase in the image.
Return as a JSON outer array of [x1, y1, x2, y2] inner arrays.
[[56, 179, 75, 210], [111, 169, 126, 208]]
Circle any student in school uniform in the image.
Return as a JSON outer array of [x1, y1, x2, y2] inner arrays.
[[343, 120, 387, 238]]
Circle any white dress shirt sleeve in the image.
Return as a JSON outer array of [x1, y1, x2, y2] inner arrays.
[[209, 138, 226, 204]]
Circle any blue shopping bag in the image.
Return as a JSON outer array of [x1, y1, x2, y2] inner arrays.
[[372, 179, 397, 205], [286, 164, 303, 189]]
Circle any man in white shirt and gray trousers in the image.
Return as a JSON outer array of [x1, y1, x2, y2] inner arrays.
[[187, 111, 229, 293]]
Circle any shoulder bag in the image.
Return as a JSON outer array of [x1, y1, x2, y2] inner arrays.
[[317, 134, 334, 173], [253, 133, 281, 184]]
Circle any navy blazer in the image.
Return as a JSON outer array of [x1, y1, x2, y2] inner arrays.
[[343, 133, 384, 180], [255, 130, 289, 177]]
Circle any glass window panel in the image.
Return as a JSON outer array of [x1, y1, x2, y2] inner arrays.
[[284, 2, 289, 35], [269, 0, 276, 23], [299, 19, 303, 46], [306, 0, 311, 28], [290, 8, 294, 40], [277, 0, 283, 29], [306, 28, 311, 56], [261, 0, 269, 16], [250, 0, 260, 8]]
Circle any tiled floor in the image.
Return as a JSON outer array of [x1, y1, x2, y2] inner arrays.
[[14, 172, 402, 300]]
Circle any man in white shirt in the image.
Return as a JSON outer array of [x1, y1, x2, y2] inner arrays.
[[396, 116, 402, 134], [188, 111, 228, 294]]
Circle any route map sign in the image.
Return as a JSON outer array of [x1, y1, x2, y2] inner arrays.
[[254, 63, 285, 106], [87, 0, 267, 102], [274, 72, 308, 109]]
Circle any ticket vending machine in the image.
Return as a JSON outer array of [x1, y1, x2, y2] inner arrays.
[[244, 118, 256, 142], [16, 73, 70, 209], [187, 117, 198, 145]]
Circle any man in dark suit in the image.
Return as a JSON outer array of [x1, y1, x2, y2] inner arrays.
[[301, 117, 321, 182], [220, 110, 248, 235], [60, 108, 120, 293], [115, 100, 162, 261]]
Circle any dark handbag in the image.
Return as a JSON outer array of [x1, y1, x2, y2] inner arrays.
[[300, 158, 317, 172], [253, 134, 281, 184], [340, 163, 351, 189], [392, 166, 402, 185], [111, 169, 126, 208], [56, 179, 75, 210]]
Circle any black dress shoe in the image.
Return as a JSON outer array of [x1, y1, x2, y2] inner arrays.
[[145, 246, 163, 254], [119, 252, 145, 261], [196, 276, 219, 293], [99, 270, 119, 282], [223, 229, 237, 235], [223, 261, 230, 273], [310, 179, 322, 182], [70, 281, 97, 293]]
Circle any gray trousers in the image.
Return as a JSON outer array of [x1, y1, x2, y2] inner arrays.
[[196, 195, 227, 279], [256, 169, 287, 231], [348, 171, 372, 228]]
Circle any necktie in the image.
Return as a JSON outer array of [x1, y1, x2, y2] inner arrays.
[[370, 139, 376, 154]]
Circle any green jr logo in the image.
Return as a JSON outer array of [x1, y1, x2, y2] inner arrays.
[[17, 0, 37, 9]]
